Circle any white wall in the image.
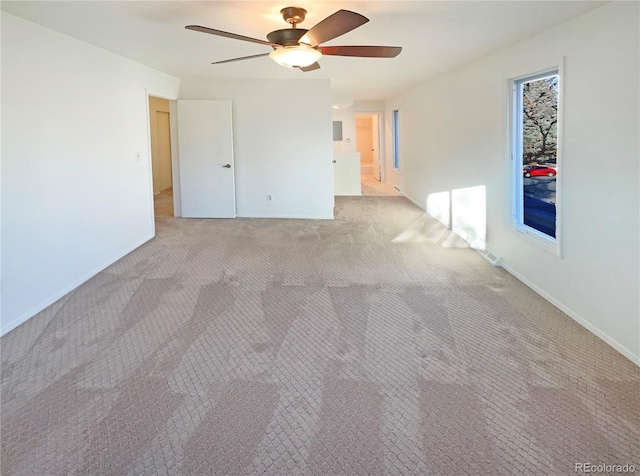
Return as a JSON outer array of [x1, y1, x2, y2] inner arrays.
[[332, 101, 386, 154], [179, 78, 334, 219], [385, 2, 639, 363], [353, 101, 385, 114], [331, 107, 356, 153], [1, 13, 180, 334]]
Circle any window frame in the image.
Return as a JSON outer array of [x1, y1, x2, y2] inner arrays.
[[392, 109, 400, 170], [509, 64, 564, 257]]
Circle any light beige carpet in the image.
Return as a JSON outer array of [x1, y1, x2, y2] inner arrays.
[[361, 175, 399, 197], [1, 197, 638, 475]]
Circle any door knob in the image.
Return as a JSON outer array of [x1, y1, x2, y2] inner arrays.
[[222, 164, 231, 168]]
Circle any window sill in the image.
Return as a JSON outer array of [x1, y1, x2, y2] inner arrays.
[[513, 223, 562, 258]]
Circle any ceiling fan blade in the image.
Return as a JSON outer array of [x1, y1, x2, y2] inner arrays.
[[186, 25, 278, 47], [320, 45, 402, 58], [295, 62, 321, 72], [303, 10, 369, 47], [212, 53, 271, 65]]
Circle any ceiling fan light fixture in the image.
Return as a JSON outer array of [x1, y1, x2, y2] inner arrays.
[[269, 46, 322, 68]]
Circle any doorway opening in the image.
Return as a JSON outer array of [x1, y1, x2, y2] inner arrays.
[[149, 96, 174, 217], [355, 113, 398, 196]]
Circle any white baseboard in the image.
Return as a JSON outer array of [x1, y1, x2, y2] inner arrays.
[[401, 191, 638, 366], [0, 233, 156, 337], [236, 213, 334, 220], [501, 262, 639, 366], [401, 192, 424, 211]]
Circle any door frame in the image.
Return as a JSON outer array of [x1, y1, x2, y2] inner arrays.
[[355, 111, 385, 182], [146, 89, 179, 225]]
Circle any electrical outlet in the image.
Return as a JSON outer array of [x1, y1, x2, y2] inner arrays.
[[267, 194, 273, 201]]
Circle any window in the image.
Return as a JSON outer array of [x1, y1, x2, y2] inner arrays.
[[512, 70, 560, 246], [392, 109, 400, 169]]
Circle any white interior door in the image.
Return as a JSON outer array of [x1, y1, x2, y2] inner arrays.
[[177, 100, 235, 218]]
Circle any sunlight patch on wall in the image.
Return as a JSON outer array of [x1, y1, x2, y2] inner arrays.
[[393, 186, 486, 248], [426, 191, 450, 228], [452, 185, 486, 250], [424, 186, 487, 250]]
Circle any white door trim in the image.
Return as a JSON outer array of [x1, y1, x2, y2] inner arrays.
[[145, 89, 179, 228]]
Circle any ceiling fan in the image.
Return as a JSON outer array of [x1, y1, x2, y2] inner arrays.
[[185, 6, 402, 72]]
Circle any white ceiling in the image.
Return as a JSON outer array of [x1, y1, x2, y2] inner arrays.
[[2, 1, 608, 101]]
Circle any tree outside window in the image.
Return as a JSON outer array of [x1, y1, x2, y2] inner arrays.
[[522, 76, 558, 166], [513, 71, 559, 242]]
